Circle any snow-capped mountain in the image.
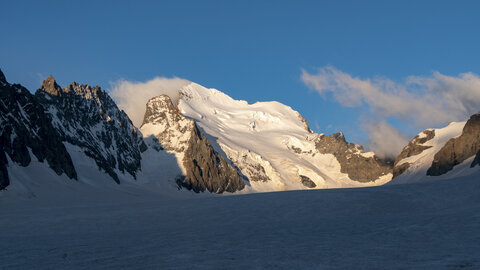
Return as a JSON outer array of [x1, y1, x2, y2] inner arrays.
[[391, 113, 480, 183], [141, 82, 393, 192]]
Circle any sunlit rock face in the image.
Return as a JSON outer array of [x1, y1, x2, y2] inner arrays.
[[315, 132, 393, 183], [427, 113, 480, 176]]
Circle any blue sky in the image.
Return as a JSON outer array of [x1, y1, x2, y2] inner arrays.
[[2, 0, 480, 154]]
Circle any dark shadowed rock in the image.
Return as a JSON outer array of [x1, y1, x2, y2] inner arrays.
[[182, 123, 245, 193], [0, 69, 6, 84], [393, 130, 435, 178], [315, 132, 392, 182], [0, 147, 9, 189], [300, 175, 316, 188], [141, 95, 245, 193], [427, 114, 480, 176], [471, 151, 480, 168], [0, 72, 77, 189]]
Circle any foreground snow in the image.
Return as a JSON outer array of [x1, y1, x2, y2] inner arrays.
[[1, 171, 480, 269]]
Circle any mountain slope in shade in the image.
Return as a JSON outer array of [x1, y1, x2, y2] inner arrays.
[[146, 82, 393, 191], [0, 70, 76, 189], [35, 76, 147, 183], [0, 71, 188, 197]]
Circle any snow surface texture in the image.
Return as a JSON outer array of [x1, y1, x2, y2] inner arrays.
[[1, 169, 480, 269], [391, 121, 479, 183], [173, 83, 391, 191]]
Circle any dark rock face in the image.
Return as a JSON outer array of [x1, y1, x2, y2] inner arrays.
[[36, 78, 145, 183], [182, 123, 245, 193], [315, 132, 392, 182], [393, 130, 435, 178], [142, 95, 245, 193], [471, 151, 480, 168], [0, 69, 6, 85], [0, 70, 77, 189], [300, 175, 316, 188], [0, 150, 8, 189], [427, 114, 480, 176]]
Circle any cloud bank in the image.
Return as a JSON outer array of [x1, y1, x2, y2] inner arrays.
[[364, 121, 409, 159], [302, 66, 480, 157], [110, 77, 190, 127]]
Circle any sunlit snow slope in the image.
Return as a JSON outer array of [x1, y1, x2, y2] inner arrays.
[[391, 121, 480, 183], [163, 83, 392, 191]]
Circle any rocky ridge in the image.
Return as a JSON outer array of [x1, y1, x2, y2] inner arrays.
[[35, 76, 147, 183], [315, 132, 393, 183], [0, 70, 76, 189]]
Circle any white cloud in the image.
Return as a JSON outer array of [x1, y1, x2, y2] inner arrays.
[[110, 77, 190, 127], [364, 121, 409, 159], [302, 66, 480, 156], [302, 66, 480, 128]]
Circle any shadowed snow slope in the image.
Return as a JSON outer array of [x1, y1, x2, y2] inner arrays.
[[1, 171, 479, 269]]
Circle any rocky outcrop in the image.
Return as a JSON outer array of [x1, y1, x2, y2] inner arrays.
[[0, 70, 77, 189], [393, 130, 435, 177], [427, 113, 480, 176], [40, 75, 63, 96], [141, 95, 245, 193], [0, 69, 6, 85], [300, 175, 316, 188], [35, 77, 146, 183], [315, 132, 392, 182]]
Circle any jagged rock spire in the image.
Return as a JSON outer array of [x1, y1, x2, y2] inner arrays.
[[40, 75, 63, 96], [0, 69, 6, 84], [0, 69, 7, 84]]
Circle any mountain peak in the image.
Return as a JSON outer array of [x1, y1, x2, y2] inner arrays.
[[40, 75, 63, 95], [142, 95, 182, 127], [0, 69, 6, 84]]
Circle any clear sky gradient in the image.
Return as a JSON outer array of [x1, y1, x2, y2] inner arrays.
[[2, 0, 480, 150]]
